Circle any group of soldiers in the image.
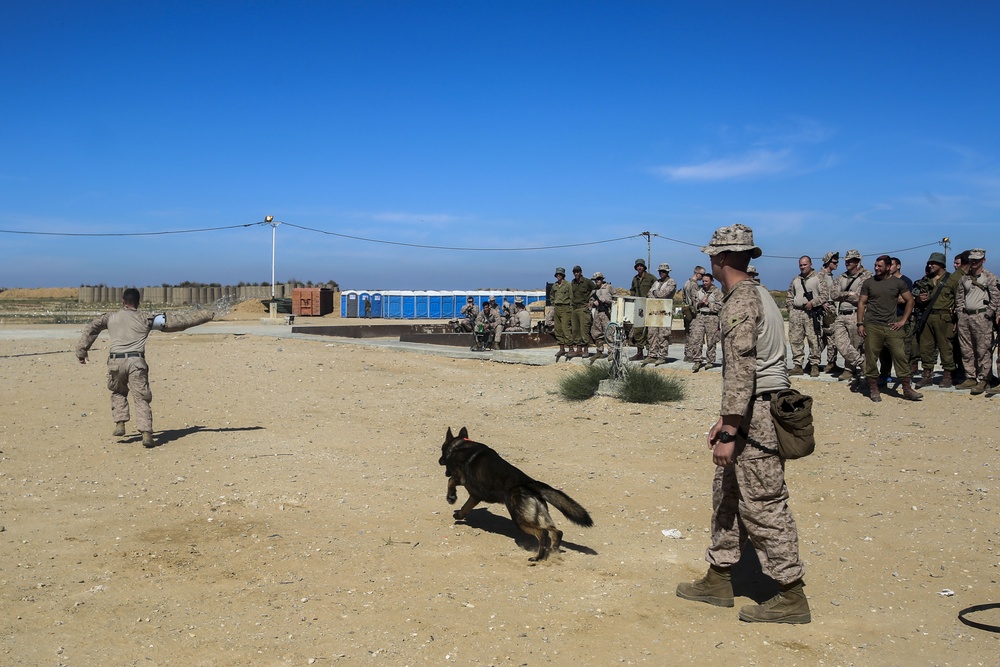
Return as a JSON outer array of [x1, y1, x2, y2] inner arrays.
[[784, 247, 1000, 401], [452, 294, 532, 351]]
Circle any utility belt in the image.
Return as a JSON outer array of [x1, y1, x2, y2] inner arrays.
[[837, 307, 856, 315], [930, 308, 951, 314], [109, 352, 144, 359], [698, 310, 716, 316], [964, 308, 989, 315]]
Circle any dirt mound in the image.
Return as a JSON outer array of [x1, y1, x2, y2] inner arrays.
[[0, 287, 79, 300]]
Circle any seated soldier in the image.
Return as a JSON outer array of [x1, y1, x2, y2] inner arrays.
[[504, 297, 532, 332], [451, 296, 478, 332], [472, 300, 502, 351]]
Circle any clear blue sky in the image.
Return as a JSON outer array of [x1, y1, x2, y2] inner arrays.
[[2, 1, 998, 291]]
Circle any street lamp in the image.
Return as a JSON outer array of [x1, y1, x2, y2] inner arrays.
[[265, 215, 280, 298]]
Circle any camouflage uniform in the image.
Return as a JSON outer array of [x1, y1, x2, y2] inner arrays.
[[474, 307, 502, 350], [816, 264, 838, 366], [505, 304, 533, 332], [590, 277, 614, 349], [955, 266, 1000, 383], [708, 279, 803, 585], [681, 274, 702, 347], [646, 273, 677, 361], [687, 284, 722, 366], [458, 301, 479, 332], [570, 271, 596, 348], [831, 264, 872, 372], [786, 270, 824, 371]]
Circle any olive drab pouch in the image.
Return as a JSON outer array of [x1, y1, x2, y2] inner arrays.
[[769, 389, 816, 459]]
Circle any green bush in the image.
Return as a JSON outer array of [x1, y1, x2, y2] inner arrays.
[[558, 362, 611, 401], [617, 367, 686, 404]]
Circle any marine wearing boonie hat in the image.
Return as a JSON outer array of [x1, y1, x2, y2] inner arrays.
[[969, 248, 986, 261], [658, 262, 671, 273], [592, 271, 604, 280], [844, 249, 862, 261], [700, 223, 762, 258], [822, 251, 839, 265]]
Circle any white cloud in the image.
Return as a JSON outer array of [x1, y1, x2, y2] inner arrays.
[[656, 149, 793, 182], [370, 212, 465, 224]]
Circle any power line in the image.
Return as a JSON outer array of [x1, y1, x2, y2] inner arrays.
[[0, 222, 265, 237]]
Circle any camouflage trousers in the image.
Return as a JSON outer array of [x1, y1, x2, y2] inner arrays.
[[647, 326, 671, 359], [918, 311, 956, 371], [107, 356, 153, 432], [571, 306, 593, 347], [687, 314, 719, 364], [553, 305, 573, 345], [831, 313, 863, 368], [957, 312, 995, 381], [706, 396, 804, 585], [591, 310, 610, 348], [788, 309, 821, 368]]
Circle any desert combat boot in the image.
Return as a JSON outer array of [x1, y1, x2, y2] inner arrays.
[[738, 580, 811, 624], [675, 565, 734, 607], [141, 431, 155, 448], [112, 421, 126, 437]]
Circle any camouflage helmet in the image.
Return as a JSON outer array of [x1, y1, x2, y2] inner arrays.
[[701, 223, 762, 258], [844, 249, 862, 261], [592, 271, 604, 280], [657, 262, 671, 273], [927, 252, 946, 266]]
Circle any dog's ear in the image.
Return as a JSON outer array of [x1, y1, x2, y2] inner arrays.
[[458, 426, 469, 439], [446, 427, 454, 441]]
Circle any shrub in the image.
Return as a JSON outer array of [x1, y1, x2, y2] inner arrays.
[[558, 362, 611, 401], [617, 367, 686, 404]]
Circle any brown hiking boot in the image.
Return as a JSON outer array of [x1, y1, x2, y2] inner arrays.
[[555, 346, 566, 361], [141, 432, 155, 448], [789, 364, 804, 376], [985, 384, 1000, 396], [589, 350, 605, 363], [823, 361, 838, 373], [914, 369, 934, 389], [629, 348, 645, 361], [901, 379, 923, 401], [641, 356, 657, 365], [809, 366, 820, 377], [676, 566, 734, 608], [868, 378, 882, 402], [940, 370, 953, 389], [838, 366, 855, 381], [971, 380, 988, 395], [112, 422, 126, 437], [956, 378, 978, 389], [738, 580, 811, 624]]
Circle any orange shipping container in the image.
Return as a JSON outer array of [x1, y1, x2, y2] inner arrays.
[[292, 287, 334, 316]]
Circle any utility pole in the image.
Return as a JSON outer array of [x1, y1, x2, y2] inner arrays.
[[266, 215, 281, 299], [641, 231, 651, 269], [940, 236, 951, 261]]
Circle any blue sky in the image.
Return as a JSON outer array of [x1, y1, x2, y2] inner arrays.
[[2, 1, 998, 291]]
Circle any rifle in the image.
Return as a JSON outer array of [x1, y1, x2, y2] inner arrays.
[[800, 277, 822, 337], [912, 275, 947, 340]]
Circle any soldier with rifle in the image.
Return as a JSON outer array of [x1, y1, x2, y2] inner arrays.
[[955, 249, 1000, 394], [912, 252, 966, 389], [785, 256, 824, 376]]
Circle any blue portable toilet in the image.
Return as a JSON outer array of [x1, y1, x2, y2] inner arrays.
[[342, 291, 359, 318], [401, 291, 416, 319], [415, 291, 429, 319], [359, 292, 372, 318], [369, 292, 383, 318], [427, 291, 442, 318]]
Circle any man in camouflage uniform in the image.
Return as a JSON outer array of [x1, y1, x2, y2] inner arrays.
[[830, 250, 872, 381], [676, 223, 810, 625], [687, 272, 723, 372], [569, 265, 596, 359], [681, 265, 707, 358], [472, 300, 502, 351], [786, 256, 824, 377], [816, 252, 840, 371], [456, 296, 478, 332], [629, 258, 656, 361], [955, 249, 999, 394], [912, 252, 965, 389], [504, 297, 533, 332], [76, 288, 215, 448], [589, 272, 614, 361], [643, 262, 677, 366], [551, 267, 573, 360]]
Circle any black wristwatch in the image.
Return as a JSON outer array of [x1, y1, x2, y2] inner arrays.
[[717, 431, 736, 444]]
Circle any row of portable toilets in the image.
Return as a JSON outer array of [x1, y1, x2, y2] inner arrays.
[[340, 290, 547, 319]]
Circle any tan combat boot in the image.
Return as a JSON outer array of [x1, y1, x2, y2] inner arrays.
[[971, 379, 988, 395], [838, 365, 855, 381], [112, 422, 126, 437], [823, 361, 839, 373], [738, 580, 811, 624], [141, 432, 155, 448], [956, 377, 978, 389], [676, 565, 734, 608], [789, 364, 804, 376], [940, 370, 954, 389], [901, 378, 923, 401], [809, 365, 820, 377], [868, 378, 882, 402]]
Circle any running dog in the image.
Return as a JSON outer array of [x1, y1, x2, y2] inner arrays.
[[439, 426, 593, 562]]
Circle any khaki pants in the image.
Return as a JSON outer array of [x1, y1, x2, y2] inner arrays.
[[107, 356, 153, 432]]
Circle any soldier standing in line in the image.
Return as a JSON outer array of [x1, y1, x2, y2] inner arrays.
[[76, 288, 215, 449], [688, 272, 723, 372], [785, 256, 824, 377], [589, 272, 614, 361], [643, 263, 678, 366], [816, 252, 840, 372], [955, 249, 999, 394], [676, 223, 810, 625], [568, 266, 596, 359], [681, 265, 707, 359], [913, 252, 965, 389], [830, 250, 872, 382], [629, 258, 656, 361], [551, 267, 573, 361]]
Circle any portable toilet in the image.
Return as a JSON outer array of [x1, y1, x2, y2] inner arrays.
[[369, 292, 383, 318], [342, 291, 359, 318]]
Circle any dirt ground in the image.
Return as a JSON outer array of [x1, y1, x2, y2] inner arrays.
[[1, 312, 998, 666]]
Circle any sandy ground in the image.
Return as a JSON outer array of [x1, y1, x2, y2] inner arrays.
[[1, 316, 998, 666]]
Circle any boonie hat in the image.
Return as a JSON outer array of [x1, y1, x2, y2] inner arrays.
[[514, 296, 524, 304], [658, 262, 671, 272], [844, 249, 862, 261], [555, 267, 566, 276], [747, 265, 758, 276], [700, 224, 762, 258], [634, 258, 647, 269], [572, 265, 583, 273], [822, 251, 839, 265], [592, 271, 604, 280], [927, 252, 946, 266], [969, 248, 986, 260]]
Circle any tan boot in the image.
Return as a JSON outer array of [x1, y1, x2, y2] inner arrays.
[[676, 566, 734, 608], [971, 380, 988, 395], [901, 378, 923, 401], [641, 355, 657, 365], [940, 370, 953, 389], [112, 422, 126, 437], [868, 378, 882, 402], [809, 365, 820, 377], [629, 348, 645, 361], [789, 364, 804, 376], [738, 580, 811, 624], [141, 431, 155, 448], [838, 366, 855, 381], [985, 384, 1000, 396], [823, 361, 839, 373], [914, 368, 933, 389], [956, 377, 978, 389]]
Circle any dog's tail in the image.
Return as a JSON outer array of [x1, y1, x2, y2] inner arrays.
[[535, 484, 593, 527]]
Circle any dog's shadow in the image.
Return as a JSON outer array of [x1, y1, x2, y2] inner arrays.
[[456, 508, 598, 557]]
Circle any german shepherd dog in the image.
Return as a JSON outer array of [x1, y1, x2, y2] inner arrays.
[[439, 426, 593, 562]]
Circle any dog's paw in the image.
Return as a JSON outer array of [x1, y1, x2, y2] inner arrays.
[[446, 493, 457, 504], [452, 510, 465, 521]]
